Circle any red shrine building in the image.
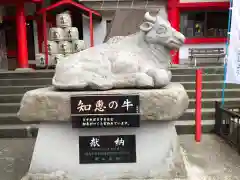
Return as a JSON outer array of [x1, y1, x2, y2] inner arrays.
[[0, 0, 229, 70]]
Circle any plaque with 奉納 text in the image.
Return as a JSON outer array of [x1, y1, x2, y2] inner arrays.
[[71, 95, 140, 128], [79, 135, 136, 164]]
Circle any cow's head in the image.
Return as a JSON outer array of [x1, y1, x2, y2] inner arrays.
[[140, 10, 185, 50]]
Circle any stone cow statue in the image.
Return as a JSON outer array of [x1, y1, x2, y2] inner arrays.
[[52, 10, 185, 90]]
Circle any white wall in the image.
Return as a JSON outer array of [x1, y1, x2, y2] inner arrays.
[[180, 0, 229, 2], [179, 43, 226, 64], [33, 21, 39, 55]]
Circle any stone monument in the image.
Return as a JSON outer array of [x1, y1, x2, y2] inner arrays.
[[19, 9, 189, 180], [52, 10, 185, 90]]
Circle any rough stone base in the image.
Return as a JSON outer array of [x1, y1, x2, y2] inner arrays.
[[21, 171, 70, 180], [23, 121, 187, 180], [18, 83, 189, 122]]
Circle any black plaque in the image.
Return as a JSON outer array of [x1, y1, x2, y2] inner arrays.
[[72, 115, 139, 128], [71, 95, 140, 128], [79, 135, 136, 164]]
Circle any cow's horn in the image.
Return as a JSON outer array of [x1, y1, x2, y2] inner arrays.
[[144, 12, 156, 22]]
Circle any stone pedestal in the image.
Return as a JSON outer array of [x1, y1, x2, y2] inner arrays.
[[24, 121, 186, 180], [19, 83, 189, 180]]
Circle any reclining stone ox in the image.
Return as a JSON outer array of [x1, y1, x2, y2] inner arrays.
[[52, 10, 185, 90]]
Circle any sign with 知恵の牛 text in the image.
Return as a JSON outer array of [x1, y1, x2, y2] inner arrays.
[[71, 94, 140, 128]]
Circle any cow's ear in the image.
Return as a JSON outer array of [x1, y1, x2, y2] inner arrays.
[[140, 22, 154, 32]]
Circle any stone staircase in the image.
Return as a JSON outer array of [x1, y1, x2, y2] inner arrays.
[[0, 66, 239, 137], [173, 66, 240, 134]]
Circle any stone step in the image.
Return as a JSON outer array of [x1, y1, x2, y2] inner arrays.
[[179, 108, 215, 121], [187, 89, 240, 99], [0, 67, 224, 80], [172, 74, 224, 82], [0, 78, 231, 89], [0, 70, 54, 79], [0, 83, 236, 96], [0, 85, 47, 94], [170, 66, 223, 75], [176, 119, 215, 134], [0, 74, 224, 85], [0, 113, 23, 124], [181, 81, 240, 90], [0, 124, 38, 138], [0, 103, 19, 114], [0, 114, 39, 125], [0, 78, 52, 86], [0, 90, 238, 109], [0, 94, 23, 103], [0, 69, 223, 80], [189, 98, 240, 109]]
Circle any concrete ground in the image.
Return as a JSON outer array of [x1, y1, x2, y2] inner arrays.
[[180, 135, 240, 180], [0, 135, 240, 180]]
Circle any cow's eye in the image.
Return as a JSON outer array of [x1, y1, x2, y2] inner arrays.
[[156, 27, 166, 34]]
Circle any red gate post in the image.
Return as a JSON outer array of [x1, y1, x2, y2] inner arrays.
[[16, 0, 29, 68], [42, 12, 48, 67], [167, 0, 180, 64], [195, 69, 202, 142], [89, 12, 94, 47], [36, 3, 43, 53]]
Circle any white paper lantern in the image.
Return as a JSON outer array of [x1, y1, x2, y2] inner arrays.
[[49, 28, 65, 41], [64, 27, 79, 41], [36, 53, 50, 68], [50, 54, 65, 66], [56, 12, 72, 28], [42, 41, 58, 54], [72, 40, 86, 53], [59, 41, 72, 54]]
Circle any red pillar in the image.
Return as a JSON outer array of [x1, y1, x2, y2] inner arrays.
[[89, 12, 94, 47], [43, 12, 49, 66], [195, 69, 202, 142], [16, 1, 29, 68], [36, 4, 43, 53], [167, 0, 180, 64]]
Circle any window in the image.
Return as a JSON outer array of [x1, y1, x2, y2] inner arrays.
[[180, 10, 228, 38]]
